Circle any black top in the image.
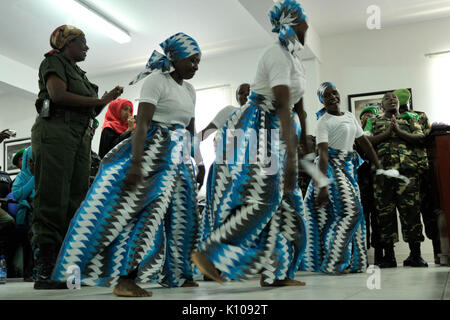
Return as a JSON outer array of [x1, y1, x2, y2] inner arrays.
[[98, 128, 132, 159], [0, 171, 12, 198], [99, 127, 121, 159]]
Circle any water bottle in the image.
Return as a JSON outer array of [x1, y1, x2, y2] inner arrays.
[[0, 255, 6, 284]]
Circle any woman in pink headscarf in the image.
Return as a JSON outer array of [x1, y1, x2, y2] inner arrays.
[[99, 98, 135, 158]]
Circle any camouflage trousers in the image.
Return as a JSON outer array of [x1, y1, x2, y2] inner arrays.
[[374, 172, 425, 245]]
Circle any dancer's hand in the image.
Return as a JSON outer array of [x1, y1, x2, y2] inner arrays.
[[316, 187, 328, 208], [284, 154, 296, 194], [124, 163, 143, 191], [197, 164, 205, 189]]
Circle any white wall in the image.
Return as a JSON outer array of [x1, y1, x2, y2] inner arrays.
[[0, 54, 38, 95], [319, 17, 450, 124], [318, 19, 450, 260]]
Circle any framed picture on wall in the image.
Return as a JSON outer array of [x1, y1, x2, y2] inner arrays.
[[3, 137, 31, 175], [348, 88, 413, 125]]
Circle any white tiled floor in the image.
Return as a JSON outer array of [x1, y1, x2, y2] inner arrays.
[[0, 265, 448, 300]]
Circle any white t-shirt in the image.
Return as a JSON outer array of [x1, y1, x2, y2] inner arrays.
[[315, 111, 364, 152], [136, 71, 196, 127], [211, 105, 239, 129], [251, 42, 306, 107]]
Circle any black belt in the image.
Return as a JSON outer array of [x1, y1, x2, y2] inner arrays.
[[51, 109, 93, 127]]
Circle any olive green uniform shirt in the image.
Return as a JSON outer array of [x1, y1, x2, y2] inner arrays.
[[35, 51, 99, 117]]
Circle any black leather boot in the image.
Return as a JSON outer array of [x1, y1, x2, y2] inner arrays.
[[34, 245, 67, 290], [379, 243, 397, 268], [403, 242, 428, 267], [374, 246, 384, 266], [432, 238, 441, 265]]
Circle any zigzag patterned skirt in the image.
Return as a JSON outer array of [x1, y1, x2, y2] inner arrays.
[[300, 147, 367, 274], [198, 92, 307, 285], [52, 122, 199, 287]]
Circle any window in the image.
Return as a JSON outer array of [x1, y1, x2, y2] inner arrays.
[[195, 85, 232, 196], [430, 53, 450, 123]]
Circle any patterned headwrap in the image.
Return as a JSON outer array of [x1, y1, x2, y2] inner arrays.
[[269, 0, 307, 57], [316, 82, 337, 119], [359, 106, 379, 120], [47, 25, 84, 56], [129, 32, 201, 85]]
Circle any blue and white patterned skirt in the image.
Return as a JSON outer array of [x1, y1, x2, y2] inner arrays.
[[52, 122, 199, 287], [198, 91, 307, 285], [300, 147, 367, 274]]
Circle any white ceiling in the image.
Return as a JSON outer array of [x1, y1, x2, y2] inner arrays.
[[1, 0, 450, 80], [0, 81, 36, 99], [298, 0, 450, 37], [0, 0, 274, 77]]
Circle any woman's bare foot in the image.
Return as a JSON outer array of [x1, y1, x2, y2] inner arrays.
[[191, 251, 223, 284], [260, 278, 306, 287], [181, 280, 199, 287], [113, 278, 152, 297]]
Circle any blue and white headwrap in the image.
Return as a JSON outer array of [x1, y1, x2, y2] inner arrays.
[[129, 32, 201, 85], [269, 0, 307, 57], [316, 82, 337, 119]]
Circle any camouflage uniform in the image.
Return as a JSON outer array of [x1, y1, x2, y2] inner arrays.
[[366, 114, 425, 245], [409, 111, 440, 241]]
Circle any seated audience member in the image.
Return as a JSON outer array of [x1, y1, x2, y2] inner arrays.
[[98, 98, 135, 158], [12, 148, 26, 171], [10, 146, 36, 280]]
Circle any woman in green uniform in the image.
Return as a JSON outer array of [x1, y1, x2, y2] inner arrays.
[[31, 25, 123, 289]]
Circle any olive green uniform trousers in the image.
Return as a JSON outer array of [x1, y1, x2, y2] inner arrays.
[[31, 114, 91, 251]]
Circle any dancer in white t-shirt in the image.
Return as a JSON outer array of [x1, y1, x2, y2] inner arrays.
[[52, 33, 204, 297], [199, 83, 250, 141], [301, 82, 383, 274], [192, 0, 310, 287], [197, 83, 250, 262]]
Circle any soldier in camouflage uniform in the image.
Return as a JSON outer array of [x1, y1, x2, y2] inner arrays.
[[365, 91, 427, 268], [397, 89, 441, 264], [356, 106, 382, 264]]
